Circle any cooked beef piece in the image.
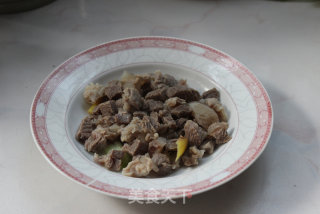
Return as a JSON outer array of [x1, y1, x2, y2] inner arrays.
[[149, 112, 168, 135], [115, 98, 124, 109], [152, 72, 178, 89], [176, 118, 188, 130], [122, 139, 148, 156], [93, 100, 118, 116], [181, 146, 205, 166], [165, 97, 186, 109], [184, 120, 207, 147], [104, 80, 123, 100], [76, 115, 97, 143], [94, 150, 124, 171], [166, 131, 179, 139], [207, 122, 231, 144], [122, 88, 143, 112], [159, 110, 176, 129], [122, 154, 153, 177], [165, 139, 177, 151], [205, 98, 228, 122], [84, 125, 107, 153], [145, 99, 164, 112], [189, 102, 219, 129], [151, 153, 173, 176], [96, 115, 115, 127], [166, 85, 200, 102], [170, 104, 192, 119], [145, 87, 168, 101], [202, 88, 220, 100], [134, 74, 153, 96], [115, 112, 132, 125], [120, 116, 157, 144], [200, 140, 214, 154], [83, 83, 106, 104], [133, 111, 148, 119], [148, 137, 167, 156]]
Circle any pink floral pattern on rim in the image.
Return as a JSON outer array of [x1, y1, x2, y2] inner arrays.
[[30, 37, 273, 199]]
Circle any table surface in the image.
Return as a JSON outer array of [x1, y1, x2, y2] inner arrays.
[[1, 0, 320, 213]]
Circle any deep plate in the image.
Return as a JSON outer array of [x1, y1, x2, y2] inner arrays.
[[30, 37, 273, 199]]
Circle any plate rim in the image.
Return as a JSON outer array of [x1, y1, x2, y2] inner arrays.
[[30, 36, 273, 200]]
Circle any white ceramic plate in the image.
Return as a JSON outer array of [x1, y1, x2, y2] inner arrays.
[[30, 37, 273, 200]]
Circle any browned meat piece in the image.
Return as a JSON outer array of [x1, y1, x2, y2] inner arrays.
[[122, 88, 143, 112], [145, 87, 168, 101], [176, 118, 187, 129], [148, 137, 167, 156], [83, 83, 106, 104], [84, 126, 107, 153], [96, 115, 115, 127], [200, 140, 214, 154], [149, 112, 168, 135], [207, 122, 231, 144], [104, 80, 123, 100], [133, 111, 148, 119], [152, 72, 178, 89], [166, 85, 200, 102], [145, 99, 164, 112], [181, 146, 205, 166], [170, 104, 192, 119], [205, 98, 228, 122], [134, 74, 153, 96], [122, 139, 148, 156], [115, 98, 124, 109], [120, 116, 157, 144], [184, 120, 207, 147], [159, 110, 176, 129], [166, 131, 179, 139], [115, 112, 132, 125], [122, 154, 153, 177], [165, 97, 186, 109], [76, 115, 97, 143], [94, 150, 124, 171], [165, 139, 177, 151], [151, 153, 173, 176], [202, 88, 220, 100], [93, 100, 118, 116], [189, 102, 219, 129]]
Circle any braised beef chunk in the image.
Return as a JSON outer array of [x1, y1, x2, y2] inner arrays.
[[165, 97, 186, 109], [123, 88, 143, 112], [84, 126, 107, 153], [133, 111, 148, 119], [93, 100, 118, 116], [200, 140, 214, 154], [104, 80, 123, 100], [166, 85, 200, 102], [78, 71, 231, 177], [159, 110, 176, 129], [176, 118, 188, 129], [170, 104, 192, 119], [115, 112, 132, 125], [207, 122, 231, 144], [145, 87, 168, 101], [202, 88, 220, 100], [182, 146, 205, 166], [76, 115, 97, 143], [148, 137, 167, 156], [122, 139, 148, 156], [151, 153, 173, 175], [94, 150, 124, 171], [145, 99, 164, 112], [152, 72, 178, 89], [184, 120, 207, 147], [96, 115, 115, 127], [165, 139, 177, 151]]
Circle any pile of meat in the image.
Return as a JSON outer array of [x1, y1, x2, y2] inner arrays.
[[76, 71, 231, 177]]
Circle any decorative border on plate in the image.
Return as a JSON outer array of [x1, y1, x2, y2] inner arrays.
[[31, 37, 273, 199]]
